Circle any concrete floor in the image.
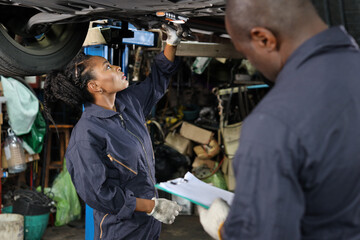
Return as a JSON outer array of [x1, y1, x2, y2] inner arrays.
[[160, 215, 212, 240], [42, 215, 212, 240]]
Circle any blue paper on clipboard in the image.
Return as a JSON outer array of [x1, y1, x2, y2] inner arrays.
[[155, 172, 234, 209]]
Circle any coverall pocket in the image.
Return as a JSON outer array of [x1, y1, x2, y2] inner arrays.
[[107, 153, 138, 183]]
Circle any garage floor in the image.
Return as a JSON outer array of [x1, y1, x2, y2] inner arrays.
[[42, 215, 212, 240]]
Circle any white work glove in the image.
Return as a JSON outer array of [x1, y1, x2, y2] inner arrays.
[[198, 198, 230, 240], [147, 197, 182, 224], [162, 23, 183, 46]]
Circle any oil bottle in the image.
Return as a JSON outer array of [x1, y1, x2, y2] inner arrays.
[[4, 128, 27, 174]]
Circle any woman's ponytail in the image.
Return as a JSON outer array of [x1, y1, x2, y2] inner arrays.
[[43, 52, 94, 123]]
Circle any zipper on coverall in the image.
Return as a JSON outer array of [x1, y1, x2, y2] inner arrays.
[[119, 114, 157, 196]]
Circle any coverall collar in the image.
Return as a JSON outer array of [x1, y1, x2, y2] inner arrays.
[[84, 100, 126, 119], [277, 26, 358, 84]]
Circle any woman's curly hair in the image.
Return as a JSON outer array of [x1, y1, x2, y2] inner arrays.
[[43, 52, 94, 123]]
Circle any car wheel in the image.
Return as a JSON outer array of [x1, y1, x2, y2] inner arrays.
[[0, 22, 89, 76]]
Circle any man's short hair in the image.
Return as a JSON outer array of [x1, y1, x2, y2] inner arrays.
[[226, 0, 317, 40]]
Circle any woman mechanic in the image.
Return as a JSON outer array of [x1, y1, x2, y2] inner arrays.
[[43, 25, 183, 239]]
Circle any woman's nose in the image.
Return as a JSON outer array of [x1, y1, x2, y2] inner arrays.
[[116, 66, 122, 72]]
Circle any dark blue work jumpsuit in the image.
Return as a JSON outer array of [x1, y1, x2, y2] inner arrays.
[[223, 26, 360, 239], [65, 52, 179, 240]]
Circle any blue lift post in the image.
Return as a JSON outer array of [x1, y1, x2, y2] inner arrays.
[[83, 22, 155, 240]]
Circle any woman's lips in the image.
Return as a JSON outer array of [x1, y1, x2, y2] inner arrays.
[[119, 73, 127, 81]]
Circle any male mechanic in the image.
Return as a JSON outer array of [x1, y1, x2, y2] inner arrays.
[[199, 0, 360, 239]]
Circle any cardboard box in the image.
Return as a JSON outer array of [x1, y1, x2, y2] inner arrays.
[[193, 139, 220, 159], [180, 122, 213, 145], [164, 132, 192, 155], [26, 154, 40, 163]]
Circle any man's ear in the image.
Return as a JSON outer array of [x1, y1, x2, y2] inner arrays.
[[250, 27, 278, 52]]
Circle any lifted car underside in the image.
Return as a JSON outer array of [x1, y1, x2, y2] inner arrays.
[[0, 0, 359, 76]]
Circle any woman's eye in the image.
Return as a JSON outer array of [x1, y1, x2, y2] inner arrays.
[[106, 65, 111, 70]]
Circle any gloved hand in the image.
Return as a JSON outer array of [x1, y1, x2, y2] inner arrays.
[[147, 197, 182, 224], [198, 198, 230, 240], [162, 23, 183, 46]]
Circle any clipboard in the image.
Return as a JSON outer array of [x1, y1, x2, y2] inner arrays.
[[155, 172, 234, 209]]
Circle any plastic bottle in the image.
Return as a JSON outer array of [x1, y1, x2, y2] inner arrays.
[[4, 128, 27, 174]]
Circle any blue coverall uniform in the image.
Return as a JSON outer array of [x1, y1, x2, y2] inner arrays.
[[223, 26, 360, 239], [65, 52, 179, 240]]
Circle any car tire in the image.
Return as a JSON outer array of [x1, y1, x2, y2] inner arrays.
[[0, 22, 89, 77]]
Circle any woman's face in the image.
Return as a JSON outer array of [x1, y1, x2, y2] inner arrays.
[[87, 56, 128, 93]]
